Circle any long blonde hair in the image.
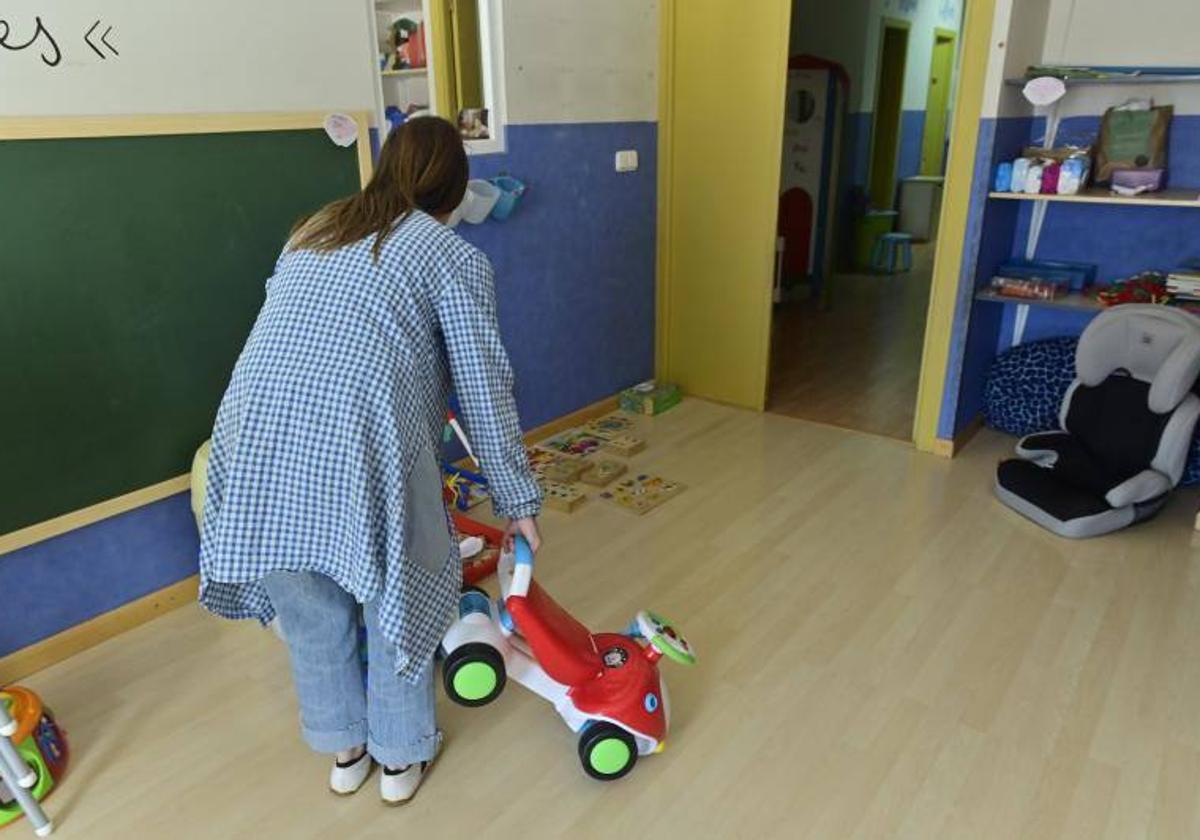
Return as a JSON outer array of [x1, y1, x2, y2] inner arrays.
[[289, 116, 468, 259]]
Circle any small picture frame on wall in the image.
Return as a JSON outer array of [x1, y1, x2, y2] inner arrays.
[[458, 108, 490, 140]]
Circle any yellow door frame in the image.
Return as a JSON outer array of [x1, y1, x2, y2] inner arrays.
[[656, 0, 996, 455], [913, 0, 995, 454], [921, 28, 958, 176]]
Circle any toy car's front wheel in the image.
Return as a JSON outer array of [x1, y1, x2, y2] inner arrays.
[[577, 723, 638, 781], [442, 643, 506, 707]]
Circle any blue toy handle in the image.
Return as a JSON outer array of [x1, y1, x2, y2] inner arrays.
[[513, 535, 534, 567], [508, 535, 534, 597]]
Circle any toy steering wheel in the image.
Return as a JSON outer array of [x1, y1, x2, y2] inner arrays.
[[636, 610, 695, 666]]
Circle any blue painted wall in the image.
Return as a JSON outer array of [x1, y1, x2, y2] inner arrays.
[[461, 122, 658, 428], [0, 121, 658, 659], [938, 116, 1032, 438], [897, 109, 927, 182], [0, 495, 199, 655]]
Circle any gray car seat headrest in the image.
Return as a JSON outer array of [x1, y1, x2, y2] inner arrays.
[[1075, 305, 1200, 414]]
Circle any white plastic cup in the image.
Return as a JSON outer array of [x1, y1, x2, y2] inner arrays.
[[462, 179, 501, 224]]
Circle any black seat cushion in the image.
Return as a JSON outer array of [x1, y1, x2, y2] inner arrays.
[[1065, 373, 1170, 479], [1019, 431, 1133, 498], [997, 458, 1113, 523]]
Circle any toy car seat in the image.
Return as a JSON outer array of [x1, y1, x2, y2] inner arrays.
[[994, 305, 1200, 538]]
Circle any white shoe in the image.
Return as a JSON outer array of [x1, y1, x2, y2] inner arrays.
[[329, 751, 373, 795], [380, 746, 440, 806]]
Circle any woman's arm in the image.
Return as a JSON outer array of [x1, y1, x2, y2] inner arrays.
[[436, 249, 542, 522]]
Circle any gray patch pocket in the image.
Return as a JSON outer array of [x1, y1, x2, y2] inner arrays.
[[406, 448, 453, 574]]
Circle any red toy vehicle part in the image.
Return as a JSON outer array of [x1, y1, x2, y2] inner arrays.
[[440, 536, 696, 781]]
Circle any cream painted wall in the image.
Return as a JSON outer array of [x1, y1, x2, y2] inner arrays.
[[503, 0, 658, 124], [1042, 0, 1200, 66], [0, 1, 377, 116], [0, 1, 659, 125]]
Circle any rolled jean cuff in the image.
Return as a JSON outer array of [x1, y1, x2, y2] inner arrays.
[[367, 729, 442, 768], [301, 718, 368, 755]]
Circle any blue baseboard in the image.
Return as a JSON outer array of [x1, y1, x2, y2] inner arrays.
[[0, 493, 199, 657]]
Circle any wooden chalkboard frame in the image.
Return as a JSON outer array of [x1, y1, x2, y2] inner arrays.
[[0, 111, 374, 557]]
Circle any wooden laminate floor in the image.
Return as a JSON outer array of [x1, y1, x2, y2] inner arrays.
[[769, 246, 934, 441], [19, 400, 1200, 839]]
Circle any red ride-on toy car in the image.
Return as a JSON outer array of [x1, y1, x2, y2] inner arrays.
[[440, 537, 696, 780]]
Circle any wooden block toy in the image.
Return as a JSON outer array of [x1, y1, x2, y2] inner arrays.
[[579, 459, 627, 487], [542, 481, 587, 513], [525, 447, 560, 476], [600, 474, 684, 515], [601, 434, 646, 457], [541, 456, 586, 484]]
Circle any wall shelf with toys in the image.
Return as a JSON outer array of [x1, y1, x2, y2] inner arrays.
[[980, 66, 1200, 348], [369, 0, 435, 134]]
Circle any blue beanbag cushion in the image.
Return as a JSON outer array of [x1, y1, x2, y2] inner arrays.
[[984, 335, 1200, 487], [983, 337, 1078, 437]]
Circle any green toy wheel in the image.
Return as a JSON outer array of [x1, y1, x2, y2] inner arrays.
[[443, 643, 506, 707], [0, 742, 52, 828], [578, 722, 638, 781]]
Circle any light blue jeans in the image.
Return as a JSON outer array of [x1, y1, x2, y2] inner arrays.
[[262, 571, 440, 767]]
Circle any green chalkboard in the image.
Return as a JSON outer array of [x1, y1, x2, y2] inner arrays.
[[0, 129, 363, 535]]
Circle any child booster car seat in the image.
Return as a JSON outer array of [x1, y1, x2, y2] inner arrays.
[[994, 305, 1200, 538]]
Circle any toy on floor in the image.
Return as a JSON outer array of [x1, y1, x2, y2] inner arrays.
[[584, 413, 636, 438], [0, 687, 67, 836], [542, 430, 607, 458], [601, 474, 684, 515], [579, 459, 627, 488], [541, 481, 587, 513], [440, 538, 696, 780], [600, 435, 646, 457], [620, 381, 681, 416], [443, 464, 489, 511]]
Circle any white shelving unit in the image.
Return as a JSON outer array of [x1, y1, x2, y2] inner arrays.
[[369, 0, 436, 133], [985, 71, 1200, 344]]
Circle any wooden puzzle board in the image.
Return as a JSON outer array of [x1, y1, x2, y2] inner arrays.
[[600, 474, 684, 515], [584, 413, 637, 438], [541, 429, 607, 458], [579, 458, 627, 487]]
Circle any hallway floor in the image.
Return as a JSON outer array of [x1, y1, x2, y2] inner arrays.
[[768, 244, 934, 441]]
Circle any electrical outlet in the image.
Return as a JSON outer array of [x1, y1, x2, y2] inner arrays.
[[615, 150, 639, 173]]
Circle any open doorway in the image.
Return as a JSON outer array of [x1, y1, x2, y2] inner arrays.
[[768, 0, 965, 441], [869, 21, 909, 211], [922, 29, 957, 176]]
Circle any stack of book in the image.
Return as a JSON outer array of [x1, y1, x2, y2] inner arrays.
[[1166, 270, 1200, 301]]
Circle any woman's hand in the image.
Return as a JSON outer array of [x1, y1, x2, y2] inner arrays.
[[504, 517, 541, 554]]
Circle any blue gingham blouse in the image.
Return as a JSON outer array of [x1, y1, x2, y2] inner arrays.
[[199, 211, 542, 682]]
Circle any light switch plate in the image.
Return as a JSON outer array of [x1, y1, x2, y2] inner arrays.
[[615, 150, 639, 173]]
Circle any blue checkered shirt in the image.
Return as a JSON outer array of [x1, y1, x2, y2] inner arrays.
[[198, 211, 541, 682]]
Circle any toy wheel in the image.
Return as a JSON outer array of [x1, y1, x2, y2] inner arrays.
[[443, 643, 505, 707], [577, 722, 638, 781]]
